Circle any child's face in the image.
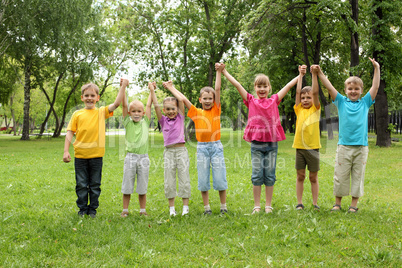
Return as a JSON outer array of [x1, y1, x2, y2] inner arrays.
[[129, 103, 145, 122], [254, 84, 270, 99], [199, 92, 215, 110], [81, 88, 100, 109], [301, 91, 313, 109], [345, 82, 362, 102], [163, 100, 178, 119]]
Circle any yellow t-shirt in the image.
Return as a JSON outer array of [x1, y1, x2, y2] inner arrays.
[[292, 103, 321, 149], [67, 106, 113, 158], [187, 102, 221, 142]]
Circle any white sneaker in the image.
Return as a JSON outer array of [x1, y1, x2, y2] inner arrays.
[[170, 210, 177, 216], [182, 208, 189, 216]]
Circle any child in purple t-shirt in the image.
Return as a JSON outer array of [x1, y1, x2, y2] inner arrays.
[[220, 63, 305, 214], [149, 81, 191, 216]]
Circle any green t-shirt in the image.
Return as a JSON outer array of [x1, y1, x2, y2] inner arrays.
[[123, 115, 149, 154]]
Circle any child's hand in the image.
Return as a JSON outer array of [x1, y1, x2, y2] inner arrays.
[[299, 65, 307, 76], [63, 152, 71, 163], [310, 65, 321, 74], [148, 81, 156, 91], [120, 78, 129, 87], [162, 80, 173, 90], [215, 62, 225, 71], [369, 57, 380, 69]]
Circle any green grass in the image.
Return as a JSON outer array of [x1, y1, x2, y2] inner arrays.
[[0, 131, 401, 267]]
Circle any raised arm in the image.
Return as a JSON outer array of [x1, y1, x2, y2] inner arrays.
[[277, 66, 306, 101], [163, 80, 192, 110], [149, 82, 163, 121], [311, 66, 320, 107], [145, 91, 152, 120], [214, 63, 225, 105], [295, 65, 307, 106], [221, 64, 248, 101], [368, 57, 380, 101], [108, 78, 128, 112], [122, 89, 128, 118], [314, 65, 338, 101]]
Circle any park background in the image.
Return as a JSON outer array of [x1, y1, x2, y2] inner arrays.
[[0, 0, 401, 266]]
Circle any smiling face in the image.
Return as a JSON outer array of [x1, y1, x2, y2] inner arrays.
[[199, 91, 215, 110], [128, 101, 145, 122], [300, 91, 313, 109], [345, 82, 363, 102], [254, 83, 271, 99], [81, 88, 100, 109], [163, 99, 178, 119]]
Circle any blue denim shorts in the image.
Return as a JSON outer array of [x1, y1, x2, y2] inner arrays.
[[197, 140, 227, 191], [251, 141, 278, 186]]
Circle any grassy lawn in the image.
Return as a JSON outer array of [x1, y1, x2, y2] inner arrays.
[[0, 131, 401, 267]]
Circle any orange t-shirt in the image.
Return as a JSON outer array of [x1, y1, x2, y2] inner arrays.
[[187, 102, 221, 142]]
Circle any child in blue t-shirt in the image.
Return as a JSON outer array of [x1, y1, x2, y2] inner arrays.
[[314, 58, 380, 213]]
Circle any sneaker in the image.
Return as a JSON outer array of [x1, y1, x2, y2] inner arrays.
[[139, 212, 148, 216], [170, 210, 177, 217], [203, 210, 212, 215], [89, 213, 96, 219], [78, 211, 86, 217], [220, 209, 228, 215], [182, 208, 189, 216]]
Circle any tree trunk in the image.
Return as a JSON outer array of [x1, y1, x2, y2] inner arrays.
[[350, 0, 359, 74], [21, 57, 32, 140], [373, 2, 391, 147]]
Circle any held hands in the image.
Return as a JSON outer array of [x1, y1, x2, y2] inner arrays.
[[299, 65, 307, 76], [215, 62, 225, 72], [162, 80, 174, 91], [310, 64, 321, 74], [120, 78, 129, 88], [148, 81, 157, 91]]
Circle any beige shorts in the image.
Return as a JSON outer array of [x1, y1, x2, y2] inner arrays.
[[333, 145, 368, 197], [121, 153, 150, 195], [295, 149, 320, 172], [164, 147, 191, 199]]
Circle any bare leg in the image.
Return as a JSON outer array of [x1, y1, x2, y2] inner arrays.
[[218, 190, 226, 205], [331, 196, 342, 211], [350, 196, 359, 212], [139, 194, 146, 209], [201, 191, 209, 206], [253, 185, 262, 208], [168, 197, 175, 207], [309, 171, 319, 206], [123, 194, 131, 210], [182, 198, 189, 206], [265, 186, 274, 212], [296, 169, 306, 205]]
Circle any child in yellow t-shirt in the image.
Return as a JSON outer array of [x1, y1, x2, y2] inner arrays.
[[292, 66, 321, 211], [63, 80, 127, 218]]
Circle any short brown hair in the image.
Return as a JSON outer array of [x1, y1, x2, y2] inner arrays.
[[344, 76, 363, 90], [301, 86, 312, 94], [81, 83, 99, 95], [200, 87, 215, 98]]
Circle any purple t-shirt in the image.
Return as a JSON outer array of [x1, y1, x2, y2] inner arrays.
[[243, 93, 286, 143], [159, 113, 185, 147]]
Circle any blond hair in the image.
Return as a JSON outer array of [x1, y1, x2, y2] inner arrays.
[[301, 86, 312, 94], [129, 100, 144, 111], [254, 74, 272, 95], [81, 83, 99, 95], [344, 76, 363, 90], [199, 87, 215, 98], [163, 97, 178, 106]]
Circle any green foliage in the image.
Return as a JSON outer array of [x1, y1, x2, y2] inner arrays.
[[0, 133, 401, 266]]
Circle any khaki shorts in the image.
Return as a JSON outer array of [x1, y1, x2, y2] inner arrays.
[[164, 147, 191, 199], [121, 153, 150, 195], [333, 145, 368, 197], [295, 149, 320, 172]]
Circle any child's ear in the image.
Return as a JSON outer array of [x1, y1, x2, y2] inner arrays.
[[199, 97, 202, 103]]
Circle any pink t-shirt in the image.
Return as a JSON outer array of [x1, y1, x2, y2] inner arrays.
[[159, 113, 185, 147], [243, 93, 286, 143]]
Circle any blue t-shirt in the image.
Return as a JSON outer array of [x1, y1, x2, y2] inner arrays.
[[333, 92, 374, 146]]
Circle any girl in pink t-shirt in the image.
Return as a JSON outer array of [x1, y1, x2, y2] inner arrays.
[[220, 63, 305, 214]]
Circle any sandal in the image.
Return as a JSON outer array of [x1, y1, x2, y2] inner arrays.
[[252, 206, 261, 214], [313, 205, 320, 211], [348, 206, 359, 213], [295, 204, 304, 210], [265, 206, 273, 213], [121, 211, 129, 218], [330, 204, 341, 212]]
